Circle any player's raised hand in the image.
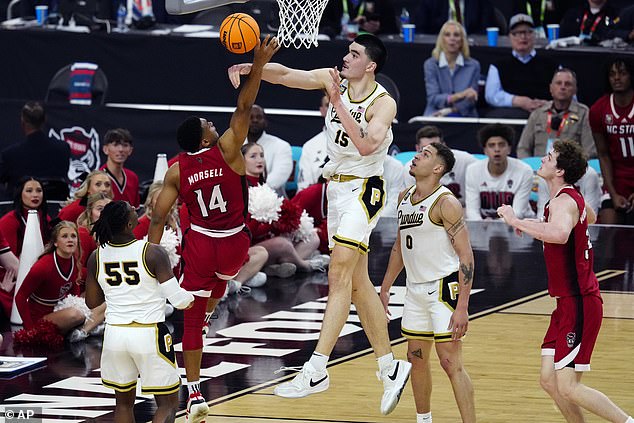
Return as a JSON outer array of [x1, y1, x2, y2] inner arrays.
[[228, 63, 253, 89], [327, 67, 342, 105], [253, 35, 281, 67]]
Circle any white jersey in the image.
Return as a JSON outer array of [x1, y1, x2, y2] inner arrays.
[[403, 149, 477, 206], [398, 185, 459, 283], [323, 79, 393, 178], [96, 240, 165, 325]]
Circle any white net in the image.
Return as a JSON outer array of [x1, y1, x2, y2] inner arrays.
[[276, 0, 329, 49]]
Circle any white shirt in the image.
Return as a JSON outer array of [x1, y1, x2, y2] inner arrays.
[[253, 131, 293, 196], [383, 154, 405, 217], [403, 149, 477, 206], [465, 157, 535, 220], [297, 129, 328, 192], [323, 79, 393, 178]]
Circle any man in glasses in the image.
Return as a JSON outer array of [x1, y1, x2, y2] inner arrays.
[[484, 14, 558, 118]]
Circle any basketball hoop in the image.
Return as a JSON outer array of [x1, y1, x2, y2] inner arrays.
[[276, 0, 329, 49]]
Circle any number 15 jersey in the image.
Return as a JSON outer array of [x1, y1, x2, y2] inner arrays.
[[96, 240, 165, 325]]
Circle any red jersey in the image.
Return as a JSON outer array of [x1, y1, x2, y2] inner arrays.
[[589, 94, 634, 193], [58, 199, 85, 223], [543, 186, 600, 298], [0, 209, 50, 256], [291, 182, 328, 225], [14, 253, 80, 329], [100, 165, 140, 208], [178, 147, 247, 233]]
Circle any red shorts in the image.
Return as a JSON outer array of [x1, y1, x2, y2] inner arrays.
[[541, 294, 603, 372], [180, 228, 250, 298]]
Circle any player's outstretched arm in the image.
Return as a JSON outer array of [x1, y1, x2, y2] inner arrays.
[[439, 195, 474, 340], [228, 61, 331, 91], [326, 67, 396, 156], [149, 165, 180, 244], [85, 251, 105, 309]]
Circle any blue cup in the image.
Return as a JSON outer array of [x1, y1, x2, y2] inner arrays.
[[35, 5, 48, 25], [547, 24, 560, 42], [486, 27, 499, 46], [402, 24, 415, 43]]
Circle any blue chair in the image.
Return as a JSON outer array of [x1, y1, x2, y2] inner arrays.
[[588, 158, 601, 175], [395, 151, 416, 165], [472, 154, 487, 160], [285, 146, 302, 196]]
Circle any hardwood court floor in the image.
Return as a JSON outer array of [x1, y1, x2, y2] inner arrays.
[[201, 292, 634, 423]]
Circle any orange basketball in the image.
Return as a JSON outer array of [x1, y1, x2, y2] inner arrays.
[[219, 13, 260, 54]]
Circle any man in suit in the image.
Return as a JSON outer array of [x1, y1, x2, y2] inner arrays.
[[414, 0, 497, 35]]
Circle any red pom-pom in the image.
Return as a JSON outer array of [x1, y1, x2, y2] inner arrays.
[[271, 200, 302, 235], [13, 319, 64, 350]]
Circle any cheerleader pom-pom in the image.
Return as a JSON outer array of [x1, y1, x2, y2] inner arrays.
[[144, 228, 181, 268], [293, 210, 315, 243], [14, 319, 64, 350], [54, 295, 92, 322], [248, 184, 283, 223], [272, 200, 302, 235]]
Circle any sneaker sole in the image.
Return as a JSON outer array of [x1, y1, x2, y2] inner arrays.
[[186, 405, 209, 423], [273, 379, 329, 398], [380, 361, 412, 415]]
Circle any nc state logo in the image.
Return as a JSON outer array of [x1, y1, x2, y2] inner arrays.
[[566, 332, 576, 348], [50, 126, 101, 193]]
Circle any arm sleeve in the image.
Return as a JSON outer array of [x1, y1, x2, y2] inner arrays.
[[265, 142, 293, 191], [485, 65, 515, 108], [465, 164, 483, 221]]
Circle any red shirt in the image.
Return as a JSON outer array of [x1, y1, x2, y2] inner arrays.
[[543, 186, 600, 298], [291, 182, 328, 225], [14, 253, 80, 329], [0, 209, 50, 256], [100, 165, 140, 208], [58, 199, 85, 223], [178, 147, 247, 232], [589, 94, 634, 193]]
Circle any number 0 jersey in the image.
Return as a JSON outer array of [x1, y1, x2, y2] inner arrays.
[[323, 79, 393, 178], [178, 147, 247, 235], [96, 240, 165, 325], [398, 185, 459, 283]]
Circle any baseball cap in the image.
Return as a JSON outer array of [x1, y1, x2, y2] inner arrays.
[[509, 13, 535, 31]]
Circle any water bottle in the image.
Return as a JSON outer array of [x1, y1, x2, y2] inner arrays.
[[400, 7, 410, 28], [117, 3, 127, 31]]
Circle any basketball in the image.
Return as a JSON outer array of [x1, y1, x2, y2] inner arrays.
[[219, 13, 260, 54]]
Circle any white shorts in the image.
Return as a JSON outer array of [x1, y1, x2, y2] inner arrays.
[[101, 323, 180, 395], [327, 176, 385, 253], [401, 271, 461, 343]]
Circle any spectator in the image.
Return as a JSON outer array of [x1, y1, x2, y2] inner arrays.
[[403, 126, 477, 206], [14, 221, 105, 342], [485, 14, 558, 118], [465, 124, 534, 220], [58, 170, 112, 223], [560, 0, 629, 43], [297, 95, 329, 192], [512, 0, 584, 37], [243, 142, 329, 276], [382, 154, 404, 217], [291, 182, 329, 254], [99, 128, 140, 208], [133, 181, 179, 239], [424, 20, 480, 117], [247, 105, 293, 197], [319, 0, 398, 39], [518, 68, 596, 159], [0, 101, 70, 198], [413, 0, 496, 35], [589, 57, 634, 224], [617, 5, 634, 43]]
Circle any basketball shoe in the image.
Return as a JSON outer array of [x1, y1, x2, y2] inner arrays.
[[378, 359, 412, 415], [186, 392, 209, 423], [273, 362, 329, 398]]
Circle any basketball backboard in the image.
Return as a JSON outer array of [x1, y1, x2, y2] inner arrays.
[[166, 0, 247, 15]]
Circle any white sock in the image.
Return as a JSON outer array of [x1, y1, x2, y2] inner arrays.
[[308, 352, 329, 371], [625, 417, 634, 423], [187, 380, 201, 395], [377, 352, 394, 373], [204, 312, 213, 324], [417, 412, 432, 423]]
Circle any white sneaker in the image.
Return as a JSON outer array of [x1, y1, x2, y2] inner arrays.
[[273, 362, 329, 398], [244, 272, 267, 288], [308, 254, 330, 272], [378, 359, 412, 415], [186, 392, 209, 423], [69, 329, 88, 343], [264, 262, 297, 278]]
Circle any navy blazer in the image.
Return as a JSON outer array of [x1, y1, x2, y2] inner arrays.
[[414, 0, 496, 35], [423, 56, 481, 117]]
